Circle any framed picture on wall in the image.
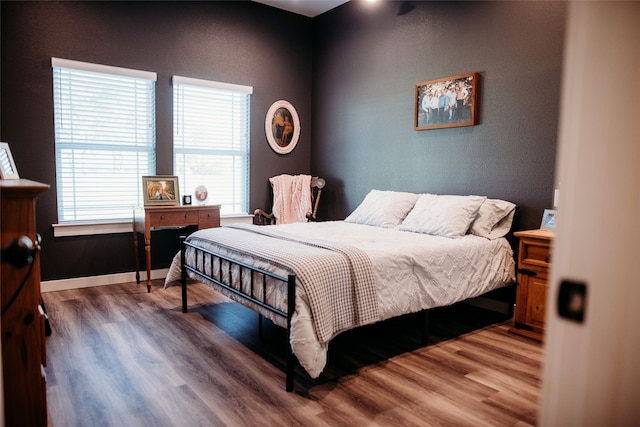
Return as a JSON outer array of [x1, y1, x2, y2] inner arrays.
[[265, 100, 300, 155], [142, 176, 180, 206], [414, 72, 478, 131]]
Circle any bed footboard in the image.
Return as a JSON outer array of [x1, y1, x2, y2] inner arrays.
[[179, 236, 297, 392]]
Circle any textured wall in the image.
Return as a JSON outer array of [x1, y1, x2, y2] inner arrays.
[[311, 1, 566, 230], [1, 1, 312, 280], [1, 0, 566, 280]]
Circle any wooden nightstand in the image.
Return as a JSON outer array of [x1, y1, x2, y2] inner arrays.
[[510, 229, 554, 341], [133, 204, 220, 292]]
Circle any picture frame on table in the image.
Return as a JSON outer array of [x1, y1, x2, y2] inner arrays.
[[415, 72, 478, 131], [0, 142, 20, 179], [142, 175, 180, 206], [541, 209, 557, 231]]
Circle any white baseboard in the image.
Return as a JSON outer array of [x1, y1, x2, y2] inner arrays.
[[43, 215, 255, 292], [43, 270, 514, 318], [41, 268, 169, 293]]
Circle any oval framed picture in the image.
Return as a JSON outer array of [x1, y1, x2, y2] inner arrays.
[[194, 185, 208, 205], [265, 100, 300, 155]]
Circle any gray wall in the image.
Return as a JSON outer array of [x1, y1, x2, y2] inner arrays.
[[1, 1, 312, 280], [1, 1, 566, 281], [311, 1, 565, 230]]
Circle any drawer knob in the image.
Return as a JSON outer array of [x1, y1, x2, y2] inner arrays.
[[160, 215, 165, 220], [23, 312, 34, 325], [184, 214, 189, 219]]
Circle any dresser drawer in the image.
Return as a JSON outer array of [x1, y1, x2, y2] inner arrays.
[[149, 210, 199, 227], [199, 209, 220, 228]]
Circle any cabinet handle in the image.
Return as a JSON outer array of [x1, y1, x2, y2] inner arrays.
[[518, 268, 538, 277], [160, 215, 165, 220], [184, 214, 189, 219]]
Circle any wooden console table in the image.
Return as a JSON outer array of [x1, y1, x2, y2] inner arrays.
[[133, 205, 220, 292]]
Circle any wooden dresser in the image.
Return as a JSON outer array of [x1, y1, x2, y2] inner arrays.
[[510, 229, 554, 341], [133, 204, 221, 291], [1, 179, 49, 426]]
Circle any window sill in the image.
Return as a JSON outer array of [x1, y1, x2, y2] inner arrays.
[[52, 213, 254, 237]]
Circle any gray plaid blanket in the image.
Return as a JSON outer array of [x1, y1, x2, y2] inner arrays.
[[187, 223, 379, 343]]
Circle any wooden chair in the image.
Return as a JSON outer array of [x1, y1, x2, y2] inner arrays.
[[254, 176, 325, 225]]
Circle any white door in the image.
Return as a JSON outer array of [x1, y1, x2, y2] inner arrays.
[[539, 2, 640, 425]]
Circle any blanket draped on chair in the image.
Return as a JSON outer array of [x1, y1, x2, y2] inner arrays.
[[269, 174, 312, 224]]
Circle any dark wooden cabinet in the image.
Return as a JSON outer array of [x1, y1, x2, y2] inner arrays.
[[1, 179, 49, 426]]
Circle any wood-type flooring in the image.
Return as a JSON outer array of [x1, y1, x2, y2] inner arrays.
[[42, 280, 542, 426]]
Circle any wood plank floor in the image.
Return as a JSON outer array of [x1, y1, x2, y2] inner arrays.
[[42, 280, 542, 426]]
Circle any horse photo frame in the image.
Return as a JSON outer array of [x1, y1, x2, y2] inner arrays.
[[142, 176, 180, 206], [265, 100, 300, 155]]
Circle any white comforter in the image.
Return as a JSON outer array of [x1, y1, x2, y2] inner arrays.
[[166, 221, 515, 378]]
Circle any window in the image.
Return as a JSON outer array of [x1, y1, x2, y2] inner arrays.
[[173, 76, 252, 215], [52, 58, 156, 222]]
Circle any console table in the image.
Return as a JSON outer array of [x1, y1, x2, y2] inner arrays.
[[133, 205, 220, 292]]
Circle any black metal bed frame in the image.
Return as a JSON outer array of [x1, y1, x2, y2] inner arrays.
[[177, 217, 520, 393], [178, 234, 437, 392], [180, 236, 298, 392]]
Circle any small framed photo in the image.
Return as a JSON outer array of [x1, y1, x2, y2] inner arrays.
[[0, 142, 20, 179], [541, 209, 557, 231], [415, 72, 478, 131], [142, 176, 180, 206]]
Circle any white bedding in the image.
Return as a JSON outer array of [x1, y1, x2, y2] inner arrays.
[[165, 221, 515, 378]]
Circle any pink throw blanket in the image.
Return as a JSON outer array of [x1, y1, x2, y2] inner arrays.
[[269, 174, 312, 224]]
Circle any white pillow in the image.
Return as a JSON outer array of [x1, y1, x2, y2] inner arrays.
[[396, 194, 486, 238], [469, 198, 516, 239], [345, 189, 419, 228]]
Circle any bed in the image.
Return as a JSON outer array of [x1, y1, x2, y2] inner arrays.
[[165, 190, 517, 391]]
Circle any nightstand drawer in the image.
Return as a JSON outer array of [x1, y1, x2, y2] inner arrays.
[[149, 210, 199, 227], [520, 242, 551, 268]]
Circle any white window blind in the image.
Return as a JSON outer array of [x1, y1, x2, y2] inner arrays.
[[52, 58, 156, 222], [173, 76, 252, 215]]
